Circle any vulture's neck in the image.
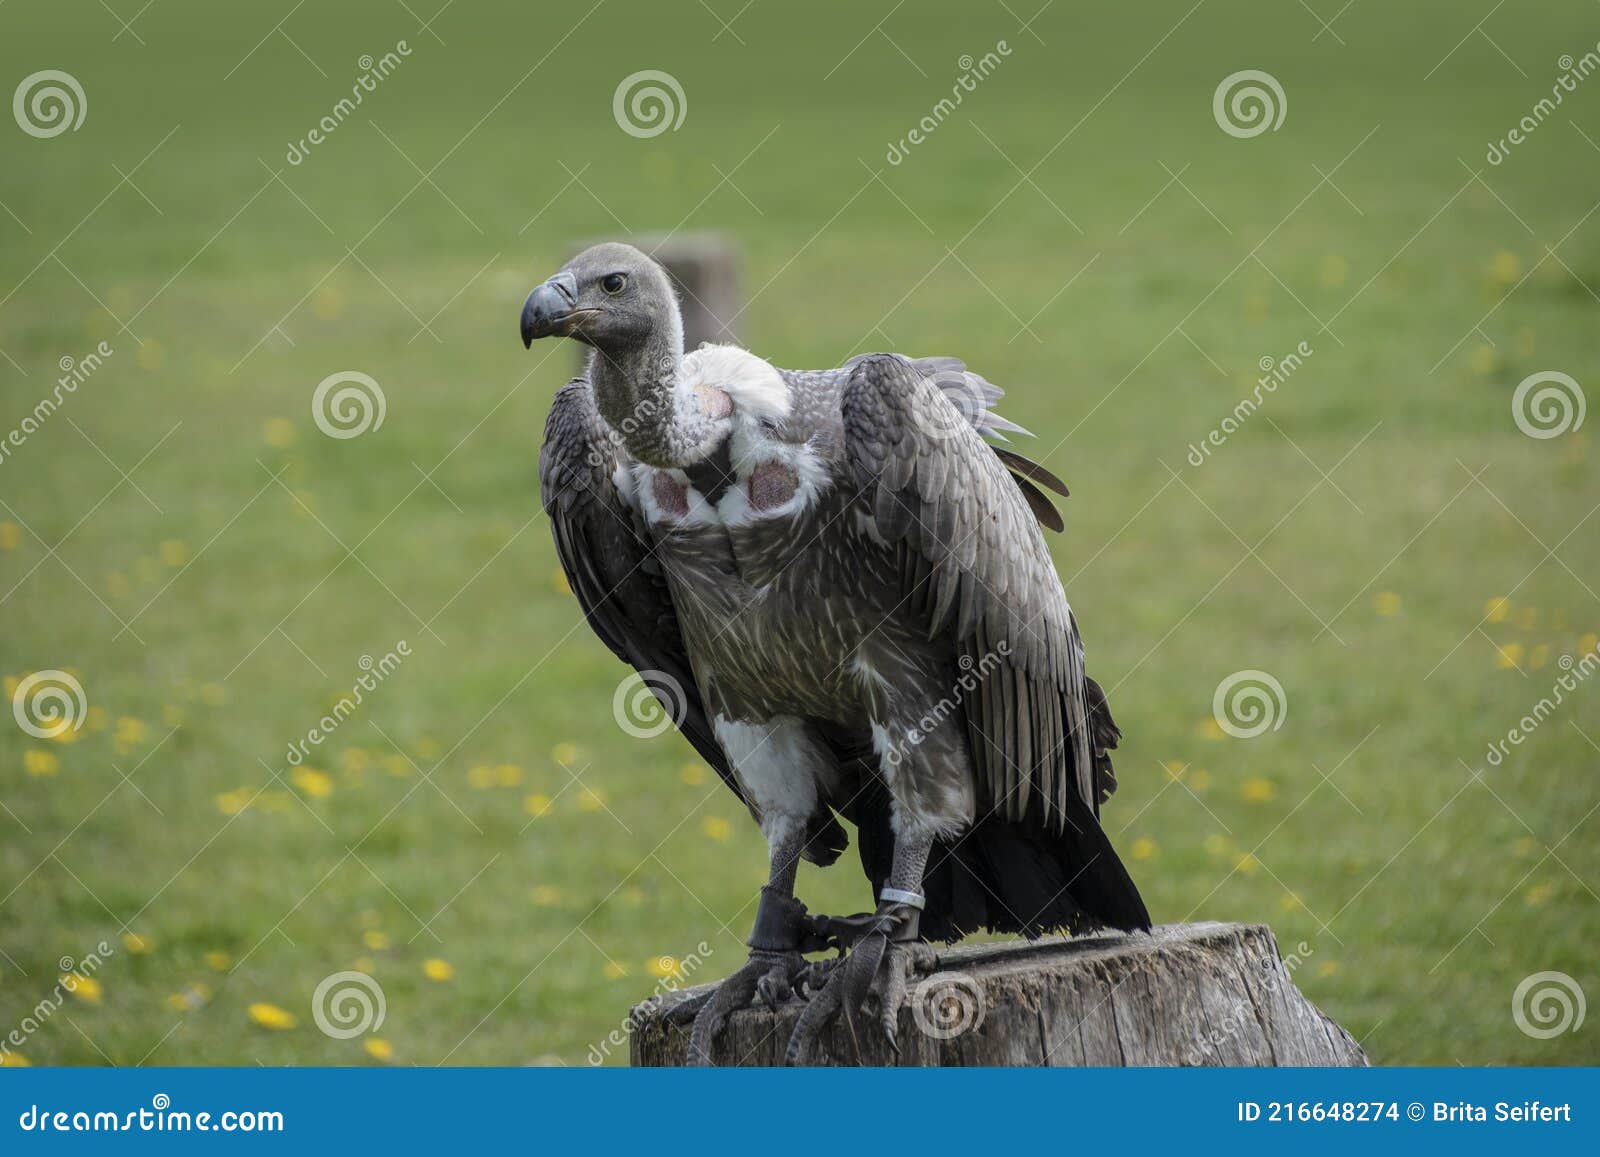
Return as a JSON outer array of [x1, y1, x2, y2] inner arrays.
[[589, 322, 725, 469]]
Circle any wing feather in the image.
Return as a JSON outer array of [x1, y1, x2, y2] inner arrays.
[[839, 354, 1112, 831]]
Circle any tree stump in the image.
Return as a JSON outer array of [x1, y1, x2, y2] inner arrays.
[[629, 922, 1367, 1067]]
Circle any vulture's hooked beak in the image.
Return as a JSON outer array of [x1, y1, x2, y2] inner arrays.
[[520, 271, 593, 347]]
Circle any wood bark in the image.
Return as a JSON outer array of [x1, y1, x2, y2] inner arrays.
[[629, 922, 1367, 1067]]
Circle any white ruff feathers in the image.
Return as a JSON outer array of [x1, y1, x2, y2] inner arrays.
[[681, 343, 790, 420]]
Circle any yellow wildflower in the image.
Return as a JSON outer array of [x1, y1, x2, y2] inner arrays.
[[1240, 778, 1278, 803], [1197, 717, 1226, 740], [262, 418, 296, 449], [248, 1002, 296, 1030], [290, 767, 333, 798], [422, 958, 454, 982], [1489, 249, 1521, 285], [467, 764, 496, 789], [646, 955, 680, 980], [680, 763, 706, 785], [1316, 961, 1342, 978], [362, 930, 389, 951], [551, 742, 579, 765], [113, 716, 147, 755], [24, 750, 59, 777], [1373, 591, 1402, 617], [1524, 882, 1554, 907], [532, 885, 561, 907], [603, 961, 629, 980], [0, 1051, 30, 1066], [342, 747, 371, 773], [364, 1038, 394, 1063], [204, 951, 232, 972], [121, 932, 153, 955], [1129, 837, 1157, 861], [200, 683, 227, 707], [576, 787, 605, 812], [523, 793, 553, 818], [163, 984, 211, 1012], [1494, 643, 1524, 669], [0, 521, 20, 550], [62, 973, 103, 1003], [214, 788, 253, 816], [1484, 597, 1512, 624], [158, 539, 189, 568], [1188, 769, 1213, 791], [701, 816, 732, 841], [495, 763, 523, 786]]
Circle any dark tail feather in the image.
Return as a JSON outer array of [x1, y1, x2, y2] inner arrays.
[[851, 783, 1150, 943]]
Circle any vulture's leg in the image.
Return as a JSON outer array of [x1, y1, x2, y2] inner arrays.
[[784, 830, 935, 1066], [684, 826, 817, 1066]]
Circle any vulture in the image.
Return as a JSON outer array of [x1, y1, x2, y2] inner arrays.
[[523, 242, 1149, 1064]]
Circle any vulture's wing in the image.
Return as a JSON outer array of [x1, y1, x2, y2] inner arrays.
[[839, 353, 1115, 828], [539, 379, 750, 811]]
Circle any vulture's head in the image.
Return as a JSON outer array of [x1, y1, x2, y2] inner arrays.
[[520, 242, 681, 358]]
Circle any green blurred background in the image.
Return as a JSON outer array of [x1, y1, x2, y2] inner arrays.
[[1, 0, 1597, 1065]]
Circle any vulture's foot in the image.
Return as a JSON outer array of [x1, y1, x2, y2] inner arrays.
[[783, 899, 932, 1065], [685, 886, 831, 1065], [684, 949, 808, 1065]]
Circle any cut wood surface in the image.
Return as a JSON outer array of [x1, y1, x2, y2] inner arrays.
[[630, 922, 1367, 1067]]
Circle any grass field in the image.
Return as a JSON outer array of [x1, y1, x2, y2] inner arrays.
[[1, 0, 1598, 1067]]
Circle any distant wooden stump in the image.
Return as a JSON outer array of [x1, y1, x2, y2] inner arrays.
[[629, 922, 1367, 1067], [572, 231, 740, 355]]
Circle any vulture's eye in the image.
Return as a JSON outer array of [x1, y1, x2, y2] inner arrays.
[[601, 273, 627, 295]]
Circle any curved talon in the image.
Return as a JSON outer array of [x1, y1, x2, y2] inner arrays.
[[687, 949, 805, 1066], [783, 904, 924, 1066]]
